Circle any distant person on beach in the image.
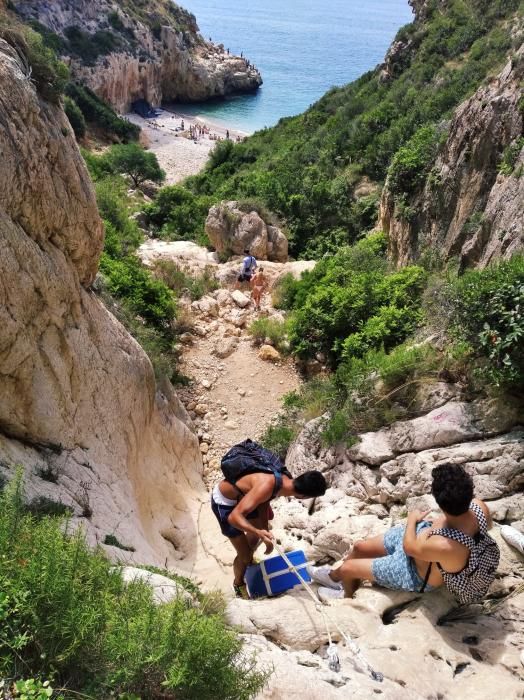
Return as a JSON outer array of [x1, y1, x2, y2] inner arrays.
[[250, 267, 267, 311], [308, 464, 499, 603], [226, 129, 230, 139]]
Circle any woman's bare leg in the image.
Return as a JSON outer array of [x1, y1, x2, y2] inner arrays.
[[330, 558, 375, 597]]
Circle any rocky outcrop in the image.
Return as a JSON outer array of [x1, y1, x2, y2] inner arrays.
[[12, 0, 262, 113], [237, 386, 524, 698], [0, 37, 222, 585], [381, 48, 524, 268], [205, 201, 289, 262]]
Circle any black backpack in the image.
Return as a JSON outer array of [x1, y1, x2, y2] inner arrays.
[[428, 502, 500, 605], [221, 439, 291, 498]]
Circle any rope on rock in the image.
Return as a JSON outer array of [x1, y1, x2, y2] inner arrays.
[[273, 544, 383, 682]]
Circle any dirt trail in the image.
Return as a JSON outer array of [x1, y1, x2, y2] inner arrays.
[[177, 292, 301, 487]]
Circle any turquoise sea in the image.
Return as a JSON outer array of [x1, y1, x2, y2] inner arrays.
[[177, 0, 413, 133]]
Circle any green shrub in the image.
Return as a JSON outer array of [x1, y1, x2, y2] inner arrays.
[[272, 273, 301, 310], [92, 174, 184, 383], [448, 256, 524, 387], [64, 25, 121, 65], [95, 177, 143, 254], [498, 137, 524, 175], [248, 317, 290, 353], [104, 142, 165, 187], [145, 185, 212, 241], [0, 24, 69, 103], [153, 260, 218, 300], [103, 534, 135, 552], [64, 96, 86, 139], [387, 125, 440, 198], [99, 253, 176, 328], [0, 473, 267, 698], [260, 423, 297, 461], [26, 497, 73, 518], [285, 234, 425, 364], [66, 83, 140, 142]]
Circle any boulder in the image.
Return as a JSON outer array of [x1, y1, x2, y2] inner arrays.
[[120, 567, 192, 604], [215, 289, 232, 306], [195, 295, 219, 317], [347, 399, 521, 467], [205, 201, 288, 262], [231, 290, 251, 308], [258, 345, 281, 363], [213, 337, 238, 358]]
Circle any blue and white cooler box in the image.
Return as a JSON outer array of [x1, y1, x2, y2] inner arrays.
[[244, 549, 311, 598]]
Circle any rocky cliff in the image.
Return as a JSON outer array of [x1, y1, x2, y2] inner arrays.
[[381, 46, 524, 268], [12, 0, 262, 113], [0, 36, 219, 584]]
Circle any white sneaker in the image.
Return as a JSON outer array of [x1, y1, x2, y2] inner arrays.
[[500, 525, 524, 555], [307, 565, 342, 590], [318, 586, 344, 602]]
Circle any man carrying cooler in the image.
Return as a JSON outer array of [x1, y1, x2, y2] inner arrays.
[[211, 446, 327, 598]]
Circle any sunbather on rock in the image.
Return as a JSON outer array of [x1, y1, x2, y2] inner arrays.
[[308, 463, 498, 602]]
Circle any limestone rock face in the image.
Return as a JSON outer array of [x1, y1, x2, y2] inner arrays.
[[205, 201, 289, 262], [382, 48, 524, 268], [12, 0, 262, 113], [0, 38, 219, 584], [138, 238, 313, 289], [257, 385, 524, 699]]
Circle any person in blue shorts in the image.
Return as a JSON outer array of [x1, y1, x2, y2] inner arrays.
[[308, 463, 492, 600]]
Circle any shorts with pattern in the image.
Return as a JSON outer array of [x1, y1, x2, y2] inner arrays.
[[371, 522, 436, 592]]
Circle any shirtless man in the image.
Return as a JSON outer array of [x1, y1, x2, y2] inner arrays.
[[308, 463, 494, 600], [211, 469, 327, 597], [250, 266, 267, 311]]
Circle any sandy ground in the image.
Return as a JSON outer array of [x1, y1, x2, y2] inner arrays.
[[126, 108, 248, 184]]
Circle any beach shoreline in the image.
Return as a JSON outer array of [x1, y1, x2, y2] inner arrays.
[[125, 107, 250, 185]]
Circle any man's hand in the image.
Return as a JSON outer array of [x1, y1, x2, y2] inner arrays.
[[257, 529, 274, 554], [407, 509, 431, 524]]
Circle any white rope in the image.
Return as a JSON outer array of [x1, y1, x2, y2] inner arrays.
[[273, 544, 383, 682]]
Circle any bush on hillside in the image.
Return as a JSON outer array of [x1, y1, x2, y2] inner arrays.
[[386, 124, 440, 199], [285, 233, 426, 363], [64, 96, 86, 139], [0, 24, 69, 103], [99, 253, 176, 328], [153, 259, 219, 301], [248, 317, 290, 353], [103, 142, 165, 187], [145, 185, 212, 243], [0, 473, 267, 699], [92, 175, 182, 382], [448, 256, 524, 387], [66, 83, 140, 142], [64, 25, 121, 65]]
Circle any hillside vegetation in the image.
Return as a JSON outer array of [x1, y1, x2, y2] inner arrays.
[[175, 0, 522, 257]]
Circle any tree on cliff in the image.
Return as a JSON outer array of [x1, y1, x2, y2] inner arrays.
[[105, 143, 165, 188]]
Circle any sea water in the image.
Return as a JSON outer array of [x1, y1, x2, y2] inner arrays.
[[177, 0, 413, 133]]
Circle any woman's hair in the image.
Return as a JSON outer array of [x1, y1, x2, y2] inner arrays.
[[293, 471, 327, 498], [431, 463, 474, 516]]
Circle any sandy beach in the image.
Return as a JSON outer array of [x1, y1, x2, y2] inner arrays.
[[125, 108, 249, 184]]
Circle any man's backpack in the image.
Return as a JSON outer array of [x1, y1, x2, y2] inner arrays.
[[221, 439, 291, 498], [429, 502, 500, 605]]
